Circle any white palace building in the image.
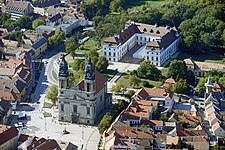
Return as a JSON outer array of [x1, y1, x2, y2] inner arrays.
[[102, 20, 182, 66]]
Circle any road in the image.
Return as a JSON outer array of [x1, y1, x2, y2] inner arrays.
[[25, 45, 101, 150]]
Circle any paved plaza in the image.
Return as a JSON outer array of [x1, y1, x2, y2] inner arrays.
[[18, 49, 101, 150]]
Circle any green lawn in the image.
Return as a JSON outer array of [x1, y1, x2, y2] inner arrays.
[[43, 102, 53, 108], [127, 0, 173, 10], [176, 52, 225, 64], [161, 67, 169, 77], [117, 72, 162, 88], [76, 38, 100, 55], [43, 112, 52, 118]]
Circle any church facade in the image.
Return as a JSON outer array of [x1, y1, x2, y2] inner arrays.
[[57, 55, 112, 125]]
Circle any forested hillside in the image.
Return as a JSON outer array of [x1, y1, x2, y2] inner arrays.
[[81, 0, 225, 53]]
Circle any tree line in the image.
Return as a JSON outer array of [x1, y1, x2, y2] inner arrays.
[[81, 0, 225, 53]]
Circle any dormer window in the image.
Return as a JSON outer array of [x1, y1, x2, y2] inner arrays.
[[150, 29, 153, 33], [156, 30, 160, 34], [143, 28, 147, 32]]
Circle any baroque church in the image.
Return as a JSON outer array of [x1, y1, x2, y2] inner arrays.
[[57, 55, 112, 125]]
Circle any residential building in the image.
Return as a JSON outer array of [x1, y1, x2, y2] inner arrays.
[[103, 126, 155, 150], [186, 137, 209, 150], [0, 100, 12, 124], [32, 0, 61, 8], [212, 122, 225, 138], [56, 18, 81, 35], [5, 0, 34, 20], [0, 125, 18, 150], [205, 76, 225, 108], [0, 91, 17, 110], [141, 120, 164, 131], [134, 87, 174, 109], [31, 36, 48, 58], [46, 13, 63, 26], [0, 78, 26, 101], [103, 20, 181, 66], [121, 98, 158, 126], [184, 58, 225, 76], [58, 55, 112, 125], [162, 77, 177, 88], [36, 25, 56, 34]]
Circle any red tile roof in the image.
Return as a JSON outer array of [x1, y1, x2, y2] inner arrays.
[[0, 91, 17, 101], [0, 126, 18, 145], [78, 70, 107, 93]]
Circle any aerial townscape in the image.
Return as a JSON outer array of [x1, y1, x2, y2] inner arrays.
[[0, 0, 225, 150]]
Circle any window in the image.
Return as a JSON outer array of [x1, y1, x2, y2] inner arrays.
[[109, 52, 111, 56], [113, 53, 115, 57], [100, 95, 103, 101], [152, 57, 154, 61], [87, 107, 90, 115], [61, 117, 64, 121], [87, 83, 90, 92], [73, 105, 77, 113], [61, 81, 63, 88], [61, 104, 64, 112], [104, 52, 106, 55], [156, 57, 158, 61]]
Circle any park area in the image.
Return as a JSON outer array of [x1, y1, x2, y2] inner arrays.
[[176, 52, 225, 64]]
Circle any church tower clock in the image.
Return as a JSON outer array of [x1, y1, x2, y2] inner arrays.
[[84, 58, 96, 97]]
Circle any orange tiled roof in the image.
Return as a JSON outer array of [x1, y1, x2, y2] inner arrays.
[[78, 70, 108, 93], [135, 87, 173, 100], [0, 91, 17, 101]]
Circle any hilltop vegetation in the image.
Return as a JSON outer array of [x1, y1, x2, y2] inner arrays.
[[81, 0, 225, 54]]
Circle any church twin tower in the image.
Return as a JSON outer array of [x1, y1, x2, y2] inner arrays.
[[58, 55, 96, 94], [57, 55, 111, 125]]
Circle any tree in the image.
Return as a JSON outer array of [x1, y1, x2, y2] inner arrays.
[[125, 90, 135, 99], [46, 85, 58, 105], [16, 15, 32, 29], [186, 70, 195, 85], [88, 50, 99, 66], [129, 75, 141, 88], [160, 115, 167, 121], [167, 60, 187, 81], [137, 61, 162, 80], [48, 30, 65, 48], [177, 138, 184, 149], [96, 56, 109, 73], [196, 78, 207, 97], [142, 80, 150, 87], [32, 19, 45, 29], [174, 79, 190, 94], [65, 37, 77, 59], [111, 82, 122, 94], [71, 58, 85, 71], [98, 112, 113, 134]]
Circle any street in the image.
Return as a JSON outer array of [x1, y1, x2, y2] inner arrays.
[[18, 45, 101, 150]]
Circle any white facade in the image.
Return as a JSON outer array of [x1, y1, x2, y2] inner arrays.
[[102, 21, 182, 66], [57, 57, 111, 125]]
